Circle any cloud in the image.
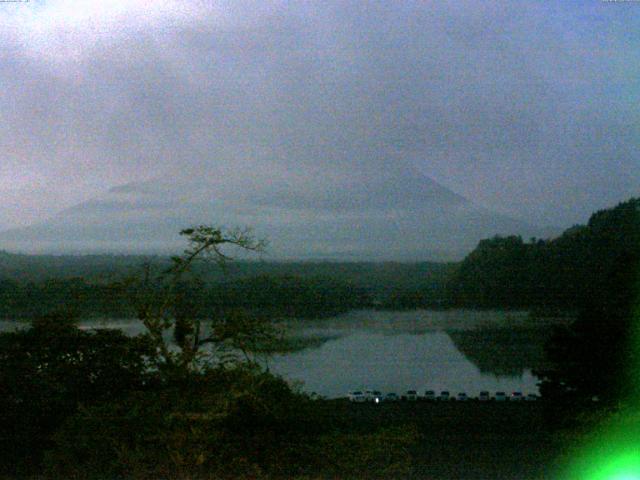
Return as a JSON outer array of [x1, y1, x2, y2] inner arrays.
[[0, 0, 638, 237]]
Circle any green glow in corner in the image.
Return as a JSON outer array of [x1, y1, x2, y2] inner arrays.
[[611, 474, 640, 480], [590, 452, 640, 480], [565, 424, 640, 480], [564, 278, 640, 480]]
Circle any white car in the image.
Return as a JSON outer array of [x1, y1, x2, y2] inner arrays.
[[438, 391, 451, 401], [525, 394, 539, 402], [405, 390, 418, 401], [456, 392, 469, 402], [348, 391, 366, 403], [371, 390, 383, 403], [494, 391, 507, 402], [510, 392, 524, 402], [424, 390, 437, 401], [478, 391, 491, 402]]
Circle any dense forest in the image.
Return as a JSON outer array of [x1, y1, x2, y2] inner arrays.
[[0, 275, 369, 320], [0, 256, 455, 319], [448, 197, 640, 312]]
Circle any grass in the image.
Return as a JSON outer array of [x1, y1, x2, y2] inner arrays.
[[309, 399, 589, 479]]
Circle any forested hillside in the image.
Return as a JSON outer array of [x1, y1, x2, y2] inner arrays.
[[448, 198, 640, 311], [0, 256, 454, 319]]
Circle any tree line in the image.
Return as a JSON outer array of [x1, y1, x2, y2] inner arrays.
[[0, 255, 456, 319], [0, 274, 370, 320], [448, 198, 640, 312]]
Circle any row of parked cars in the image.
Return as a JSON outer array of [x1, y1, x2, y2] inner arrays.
[[347, 390, 539, 403]]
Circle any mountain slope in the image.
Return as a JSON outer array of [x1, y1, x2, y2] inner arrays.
[[0, 165, 552, 260]]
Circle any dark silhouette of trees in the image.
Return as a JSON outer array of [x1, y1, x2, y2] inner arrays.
[[0, 225, 274, 474], [0, 312, 154, 475], [448, 235, 532, 308], [535, 198, 640, 404], [449, 198, 640, 311], [125, 226, 275, 375], [448, 198, 640, 403]]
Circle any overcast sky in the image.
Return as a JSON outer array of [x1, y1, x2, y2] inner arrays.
[[0, 0, 638, 232]]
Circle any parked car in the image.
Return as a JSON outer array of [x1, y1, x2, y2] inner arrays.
[[438, 391, 451, 401], [371, 390, 383, 403], [385, 392, 399, 402], [478, 391, 491, 402], [348, 391, 366, 403], [494, 391, 507, 402], [405, 390, 418, 401], [457, 392, 469, 401], [424, 390, 437, 401], [510, 392, 524, 402], [525, 394, 538, 402]]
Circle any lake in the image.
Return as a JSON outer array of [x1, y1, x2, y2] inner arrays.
[[0, 309, 559, 398], [268, 310, 554, 398]]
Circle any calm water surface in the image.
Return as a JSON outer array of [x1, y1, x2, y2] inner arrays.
[[269, 310, 543, 398], [0, 310, 549, 398]]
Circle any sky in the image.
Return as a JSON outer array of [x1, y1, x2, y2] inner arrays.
[[0, 0, 638, 240]]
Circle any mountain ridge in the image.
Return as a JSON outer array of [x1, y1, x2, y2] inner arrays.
[[0, 167, 556, 260]]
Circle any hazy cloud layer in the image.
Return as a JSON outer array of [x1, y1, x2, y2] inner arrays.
[[0, 0, 638, 236]]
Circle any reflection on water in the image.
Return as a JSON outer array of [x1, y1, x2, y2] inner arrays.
[[268, 331, 540, 398], [0, 310, 553, 398], [269, 310, 547, 398], [446, 328, 553, 377]]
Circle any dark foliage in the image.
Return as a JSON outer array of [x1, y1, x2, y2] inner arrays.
[[0, 313, 155, 475], [448, 235, 533, 308], [0, 255, 456, 319], [43, 366, 310, 479], [447, 198, 640, 403], [533, 199, 640, 403], [209, 274, 371, 318], [448, 198, 640, 313]]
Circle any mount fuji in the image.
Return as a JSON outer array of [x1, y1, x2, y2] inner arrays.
[[0, 164, 553, 260]]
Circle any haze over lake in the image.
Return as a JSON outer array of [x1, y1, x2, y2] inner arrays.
[[269, 310, 545, 397], [0, 309, 549, 398]]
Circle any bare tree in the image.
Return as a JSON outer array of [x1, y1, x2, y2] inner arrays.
[[128, 226, 277, 376]]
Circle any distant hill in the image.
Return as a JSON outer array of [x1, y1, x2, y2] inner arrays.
[[0, 164, 553, 260], [0, 252, 457, 320], [448, 197, 640, 310], [0, 250, 454, 293], [0, 251, 150, 283]]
